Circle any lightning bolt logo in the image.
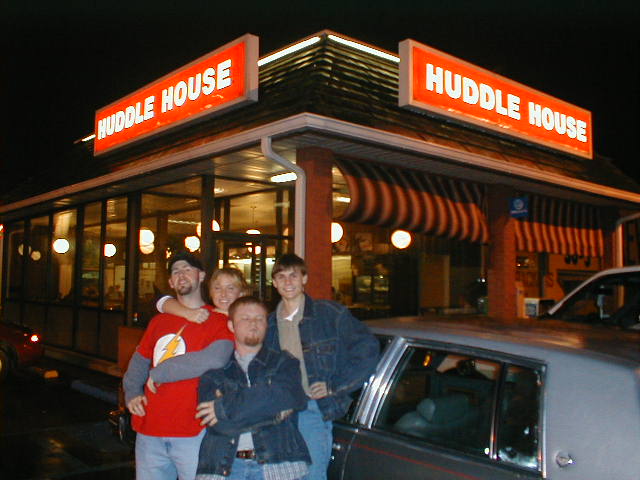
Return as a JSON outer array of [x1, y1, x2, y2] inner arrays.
[[156, 325, 186, 365]]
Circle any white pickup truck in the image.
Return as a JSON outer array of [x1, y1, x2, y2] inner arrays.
[[542, 265, 640, 329]]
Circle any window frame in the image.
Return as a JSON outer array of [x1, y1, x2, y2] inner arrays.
[[346, 335, 546, 474]]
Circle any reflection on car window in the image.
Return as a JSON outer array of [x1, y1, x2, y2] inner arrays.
[[497, 365, 541, 469], [550, 272, 640, 328], [342, 334, 394, 423], [374, 346, 498, 457]]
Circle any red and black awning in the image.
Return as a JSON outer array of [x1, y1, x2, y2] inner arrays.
[[334, 159, 489, 244], [514, 195, 604, 257]]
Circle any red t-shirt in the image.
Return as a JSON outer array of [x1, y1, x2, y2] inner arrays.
[[132, 306, 233, 437]]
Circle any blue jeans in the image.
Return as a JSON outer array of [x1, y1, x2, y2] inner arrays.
[[135, 429, 205, 480], [226, 458, 265, 480], [298, 400, 333, 480]]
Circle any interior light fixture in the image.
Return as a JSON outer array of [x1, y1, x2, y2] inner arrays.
[[327, 34, 400, 63], [30, 250, 41, 261], [214, 187, 225, 194], [335, 196, 351, 203], [270, 172, 297, 183], [331, 222, 344, 243], [246, 229, 261, 235], [185, 235, 201, 252], [53, 238, 70, 254], [391, 230, 412, 249], [104, 243, 117, 257], [185, 236, 200, 252], [212, 220, 221, 231], [258, 36, 321, 66], [140, 243, 155, 255], [139, 228, 155, 245]]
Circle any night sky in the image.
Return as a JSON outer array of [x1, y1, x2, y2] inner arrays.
[[1, 1, 638, 192]]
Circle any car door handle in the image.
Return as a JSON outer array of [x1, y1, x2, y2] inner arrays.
[[556, 451, 575, 468]]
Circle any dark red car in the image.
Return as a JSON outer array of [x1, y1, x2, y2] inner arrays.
[[0, 322, 45, 381]]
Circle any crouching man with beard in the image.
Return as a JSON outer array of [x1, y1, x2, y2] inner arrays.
[[195, 296, 310, 480]]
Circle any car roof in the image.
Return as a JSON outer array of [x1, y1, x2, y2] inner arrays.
[[366, 316, 640, 365]]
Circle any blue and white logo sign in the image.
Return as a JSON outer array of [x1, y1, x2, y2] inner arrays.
[[510, 196, 529, 218]]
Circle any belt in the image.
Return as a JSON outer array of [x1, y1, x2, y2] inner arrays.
[[236, 450, 256, 459]]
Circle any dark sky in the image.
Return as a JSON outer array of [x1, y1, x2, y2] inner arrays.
[[1, 1, 639, 189]]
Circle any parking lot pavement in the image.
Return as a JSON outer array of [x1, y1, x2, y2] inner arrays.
[[1, 360, 134, 479]]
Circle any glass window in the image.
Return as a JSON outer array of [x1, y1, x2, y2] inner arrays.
[[104, 197, 127, 310], [331, 222, 485, 319], [374, 346, 498, 456], [25, 216, 50, 301], [497, 365, 541, 470], [51, 210, 76, 304], [138, 179, 202, 323], [81, 202, 102, 307], [6, 221, 25, 300], [228, 189, 290, 235]]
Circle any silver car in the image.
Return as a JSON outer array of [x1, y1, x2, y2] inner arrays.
[[329, 318, 640, 480]]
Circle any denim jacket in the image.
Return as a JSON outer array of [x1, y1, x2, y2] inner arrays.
[[196, 346, 311, 477], [266, 294, 380, 421]]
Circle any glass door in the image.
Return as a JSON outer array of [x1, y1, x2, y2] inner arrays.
[[211, 232, 285, 304]]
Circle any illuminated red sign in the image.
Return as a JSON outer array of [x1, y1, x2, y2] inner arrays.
[[399, 40, 593, 159], [94, 34, 258, 155]]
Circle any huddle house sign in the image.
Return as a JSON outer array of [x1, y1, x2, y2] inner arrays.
[[94, 34, 259, 155], [398, 39, 593, 159]]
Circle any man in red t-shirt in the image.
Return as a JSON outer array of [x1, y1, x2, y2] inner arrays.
[[123, 252, 234, 480]]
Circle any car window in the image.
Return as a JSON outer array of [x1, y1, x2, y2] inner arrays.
[[497, 365, 541, 469], [550, 272, 640, 327], [374, 346, 498, 456]]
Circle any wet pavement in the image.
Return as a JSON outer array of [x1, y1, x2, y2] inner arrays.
[[0, 360, 134, 479]]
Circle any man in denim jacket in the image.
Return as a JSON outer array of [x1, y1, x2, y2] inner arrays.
[[195, 296, 311, 480], [266, 254, 380, 480]]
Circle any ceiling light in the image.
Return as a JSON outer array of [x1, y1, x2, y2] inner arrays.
[[391, 230, 412, 249], [270, 172, 297, 183], [139, 228, 155, 245], [246, 229, 261, 235], [331, 222, 344, 243], [185, 236, 201, 252], [53, 238, 70, 254], [104, 243, 117, 257]]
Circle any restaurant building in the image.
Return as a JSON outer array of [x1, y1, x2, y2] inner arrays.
[[1, 31, 639, 374]]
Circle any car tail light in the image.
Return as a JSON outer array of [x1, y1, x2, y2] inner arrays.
[[30, 334, 40, 343]]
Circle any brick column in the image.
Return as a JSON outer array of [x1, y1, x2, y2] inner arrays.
[[487, 185, 517, 321], [296, 147, 334, 300], [601, 206, 618, 268]]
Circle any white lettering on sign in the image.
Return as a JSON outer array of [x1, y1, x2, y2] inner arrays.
[[161, 60, 233, 113], [98, 95, 157, 140], [528, 102, 587, 142], [426, 63, 521, 120], [97, 59, 234, 140]]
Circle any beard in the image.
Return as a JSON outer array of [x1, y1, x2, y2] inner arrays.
[[174, 282, 195, 296], [241, 331, 264, 347]]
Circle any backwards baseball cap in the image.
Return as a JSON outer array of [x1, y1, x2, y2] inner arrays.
[[167, 251, 204, 274]]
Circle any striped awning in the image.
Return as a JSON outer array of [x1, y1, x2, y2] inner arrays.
[[514, 195, 604, 257], [334, 158, 488, 244]]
